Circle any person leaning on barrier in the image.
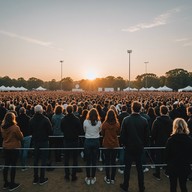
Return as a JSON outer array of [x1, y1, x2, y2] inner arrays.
[[29, 104, 52, 185], [60, 104, 82, 182], [120, 101, 149, 192], [1, 112, 23, 191], [165, 118, 192, 192]]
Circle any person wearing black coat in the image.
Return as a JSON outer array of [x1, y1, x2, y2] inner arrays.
[[151, 105, 173, 180], [60, 105, 82, 181], [29, 105, 52, 185], [16, 107, 31, 170], [165, 118, 192, 192], [187, 106, 192, 136], [120, 101, 149, 192]]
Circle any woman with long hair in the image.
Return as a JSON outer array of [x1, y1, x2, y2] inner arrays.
[[1, 112, 23, 191], [83, 108, 101, 185], [165, 118, 192, 192], [101, 109, 120, 184], [51, 105, 64, 163]]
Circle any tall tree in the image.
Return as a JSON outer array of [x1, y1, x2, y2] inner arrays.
[[27, 77, 44, 90], [165, 68, 190, 90], [62, 77, 73, 91]]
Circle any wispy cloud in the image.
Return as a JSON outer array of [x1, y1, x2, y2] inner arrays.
[[0, 30, 65, 51], [175, 37, 192, 47], [175, 38, 188, 42], [122, 8, 180, 32], [0, 30, 52, 46]]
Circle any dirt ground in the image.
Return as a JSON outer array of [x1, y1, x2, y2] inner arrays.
[[1, 157, 192, 192]]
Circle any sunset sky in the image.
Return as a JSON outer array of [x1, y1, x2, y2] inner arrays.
[[0, 0, 191, 81]]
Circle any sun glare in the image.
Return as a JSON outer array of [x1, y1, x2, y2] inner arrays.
[[86, 71, 97, 80]]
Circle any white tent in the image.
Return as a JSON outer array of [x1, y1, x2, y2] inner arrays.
[[139, 87, 147, 91], [157, 86, 173, 92], [147, 86, 157, 91], [178, 86, 192, 92], [123, 87, 138, 91], [0, 85, 7, 91], [0, 85, 28, 91], [36, 86, 47, 91]]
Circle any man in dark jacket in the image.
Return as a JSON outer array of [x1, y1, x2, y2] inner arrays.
[[16, 107, 31, 171], [151, 105, 172, 180], [118, 105, 129, 174], [61, 105, 82, 181], [29, 105, 52, 185], [120, 101, 149, 192]]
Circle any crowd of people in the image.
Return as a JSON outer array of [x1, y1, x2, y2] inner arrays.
[[0, 91, 192, 192]]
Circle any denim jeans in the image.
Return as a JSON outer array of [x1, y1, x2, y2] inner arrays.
[[33, 141, 49, 180], [20, 136, 31, 167], [84, 138, 100, 178]]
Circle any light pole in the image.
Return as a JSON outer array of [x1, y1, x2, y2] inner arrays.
[[127, 50, 132, 91], [60, 60, 63, 90], [144, 61, 149, 88]]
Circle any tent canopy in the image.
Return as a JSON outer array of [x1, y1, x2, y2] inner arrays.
[[178, 86, 192, 92], [36, 86, 46, 91]]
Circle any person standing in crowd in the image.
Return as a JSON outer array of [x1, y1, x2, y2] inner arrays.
[[118, 104, 129, 174], [187, 106, 192, 136], [120, 101, 149, 192], [45, 104, 54, 171], [51, 105, 64, 163], [16, 107, 31, 171], [61, 105, 82, 181], [140, 107, 151, 173], [165, 118, 192, 192], [186, 106, 192, 181], [151, 105, 173, 180], [83, 108, 101, 185], [29, 104, 52, 185], [101, 109, 120, 184], [1, 112, 23, 191]]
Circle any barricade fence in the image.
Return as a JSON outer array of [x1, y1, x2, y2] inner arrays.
[[0, 135, 185, 169]]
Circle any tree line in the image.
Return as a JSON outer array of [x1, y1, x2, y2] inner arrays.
[[0, 68, 191, 91]]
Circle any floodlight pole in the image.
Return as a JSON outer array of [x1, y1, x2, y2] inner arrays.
[[144, 61, 149, 88], [127, 50, 132, 91], [60, 60, 63, 90]]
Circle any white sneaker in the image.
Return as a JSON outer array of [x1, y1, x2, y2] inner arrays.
[[85, 177, 91, 185], [143, 168, 149, 173], [104, 176, 110, 184], [111, 180, 115, 184], [118, 168, 124, 174], [91, 177, 96, 184], [80, 151, 84, 159], [98, 167, 103, 171]]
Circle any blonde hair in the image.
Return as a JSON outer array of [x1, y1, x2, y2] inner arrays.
[[172, 118, 189, 135]]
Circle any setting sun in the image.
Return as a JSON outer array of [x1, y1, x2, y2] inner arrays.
[[86, 71, 97, 80]]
